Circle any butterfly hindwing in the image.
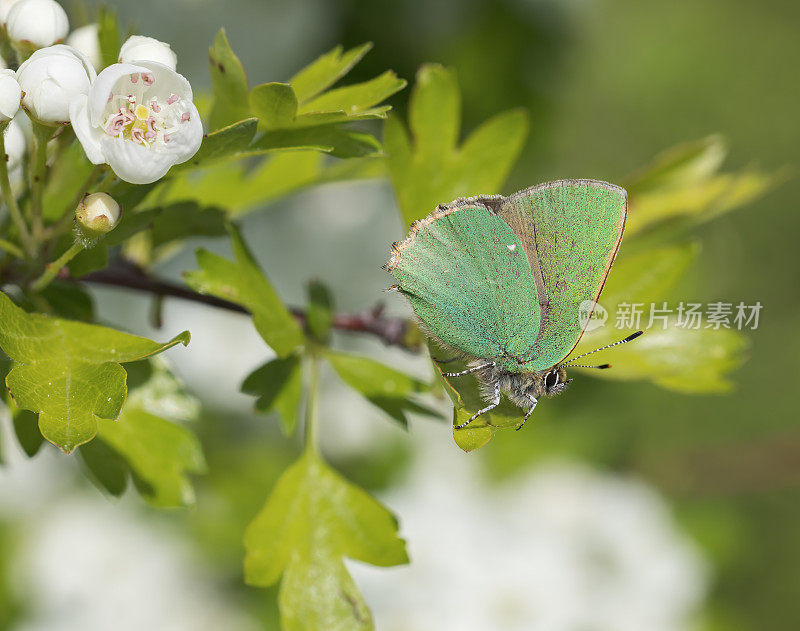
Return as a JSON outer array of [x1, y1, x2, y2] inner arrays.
[[497, 179, 627, 371], [387, 202, 541, 369]]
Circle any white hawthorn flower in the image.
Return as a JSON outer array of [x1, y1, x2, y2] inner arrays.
[[76, 192, 120, 235], [66, 23, 101, 70], [6, 0, 69, 50], [119, 35, 177, 71], [16, 44, 95, 124], [0, 68, 21, 121], [4, 115, 26, 170], [70, 61, 202, 184], [0, 0, 21, 24]]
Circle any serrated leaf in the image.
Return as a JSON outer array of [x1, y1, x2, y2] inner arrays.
[[298, 71, 406, 115], [150, 202, 227, 248], [251, 125, 382, 158], [570, 242, 746, 393], [623, 136, 784, 238], [242, 355, 303, 435], [42, 141, 96, 222], [290, 106, 391, 128], [386, 64, 529, 226], [575, 324, 748, 393], [0, 291, 190, 452], [209, 29, 251, 130], [244, 451, 408, 631], [627, 135, 728, 193], [184, 224, 304, 356], [324, 350, 434, 427], [96, 405, 206, 507], [158, 152, 383, 215], [80, 438, 129, 496], [251, 83, 298, 130], [67, 242, 108, 277], [436, 355, 526, 453], [290, 43, 373, 104], [175, 118, 258, 171]]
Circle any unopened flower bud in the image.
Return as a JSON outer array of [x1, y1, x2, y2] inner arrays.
[[118, 35, 177, 71], [0, 0, 21, 24], [0, 69, 21, 121], [16, 44, 95, 124], [6, 0, 69, 50], [76, 192, 119, 236], [66, 23, 101, 70]]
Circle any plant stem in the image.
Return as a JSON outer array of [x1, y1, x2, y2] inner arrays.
[[304, 352, 320, 454], [44, 164, 107, 240], [30, 241, 85, 292], [28, 121, 53, 246], [0, 237, 24, 258], [0, 122, 35, 258]]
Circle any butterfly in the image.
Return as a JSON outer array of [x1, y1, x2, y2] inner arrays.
[[385, 179, 643, 430]]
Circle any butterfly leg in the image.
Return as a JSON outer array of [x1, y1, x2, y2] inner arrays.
[[455, 381, 501, 430], [515, 396, 538, 431], [442, 362, 494, 378]]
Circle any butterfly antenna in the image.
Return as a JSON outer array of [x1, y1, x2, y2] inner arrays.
[[561, 330, 644, 367], [568, 363, 612, 369]]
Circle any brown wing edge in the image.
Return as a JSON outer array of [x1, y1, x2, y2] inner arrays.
[[383, 195, 505, 273], [507, 179, 628, 367]]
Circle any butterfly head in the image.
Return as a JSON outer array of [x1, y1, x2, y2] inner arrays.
[[541, 366, 571, 397]]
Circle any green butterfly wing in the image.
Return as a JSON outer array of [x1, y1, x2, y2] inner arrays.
[[497, 179, 627, 371], [387, 202, 541, 371]]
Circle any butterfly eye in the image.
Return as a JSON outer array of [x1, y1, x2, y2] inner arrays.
[[545, 370, 559, 390]]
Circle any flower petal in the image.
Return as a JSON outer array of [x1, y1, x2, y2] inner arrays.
[[69, 93, 105, 164], [99, 134, 177, 184], [135, 61, 193, 102], [163, 102, 203, 164], [88, 62, 149, 127]]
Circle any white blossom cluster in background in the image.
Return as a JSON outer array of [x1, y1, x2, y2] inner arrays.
[[353, 424, 709, 631], [0, 418, 260, 631], [0, 0, 202, 187]]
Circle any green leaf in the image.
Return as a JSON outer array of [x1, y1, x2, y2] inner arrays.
[[324, 350, 435, 427], [0, 291, 190, 452], [208, 29, 251, 130], [67, 242, 108, 277], [575, 324, 748, 394], [251, 125, 382, 159], [42, 141, 95, 222], [624, 136, 785, 237], [290, 43, 373, 104], [244, 451, 408, 630], [437, 355, 526, 453], [305, 280, 334, 344], [158, 152, 383, 215], [96, 6, 120, 69], [96, 405, 205, 507], [251, 83, 298, 130], [241, 355, 303, 435], [175, 118, 258, 170], [150, 203, 227, 248], [184, 223, 304, 356], [386, 64, 529, 226], [298, 71, 406, 115], [80, 438, 129, 496], [12, 409, 45, 456], [571, 242, 747, 393]]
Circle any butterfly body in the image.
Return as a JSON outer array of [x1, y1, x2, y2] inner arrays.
[[386, 180, 633, 428]]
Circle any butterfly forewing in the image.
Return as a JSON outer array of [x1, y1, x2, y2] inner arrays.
[[497, 179, 627, 371], [387, 203, 541, 370]]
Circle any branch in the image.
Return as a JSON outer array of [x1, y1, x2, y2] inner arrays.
[[79, 260, 420, 351]]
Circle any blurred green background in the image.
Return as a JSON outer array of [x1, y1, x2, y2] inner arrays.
[[2, 0, 799, 629]]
